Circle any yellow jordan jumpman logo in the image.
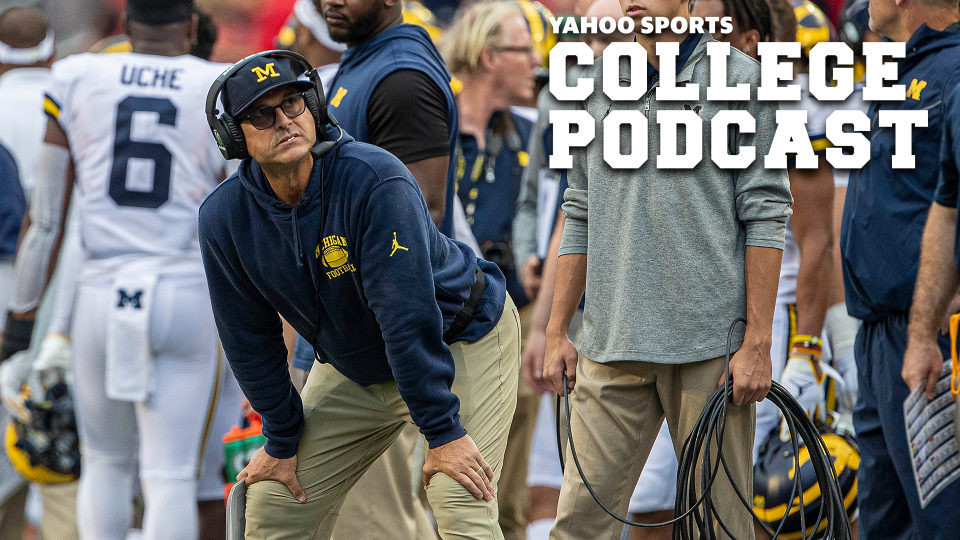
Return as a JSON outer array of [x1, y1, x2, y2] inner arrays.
[[391, 232, 409, 257]]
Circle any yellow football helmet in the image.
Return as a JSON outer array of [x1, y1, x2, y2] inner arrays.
[[753, 417, 859, 540], [794, 1, 835, 55], [88, 34, 132, 54], [403, 1, 445, 44], [5, 382, 80, 484], [511, 0, 557, 67]]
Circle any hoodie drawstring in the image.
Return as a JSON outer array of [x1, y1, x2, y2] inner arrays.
[[291, 204, 304, 268]]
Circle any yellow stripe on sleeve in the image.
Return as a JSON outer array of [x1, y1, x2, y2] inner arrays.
[[810, 137, 833, 153], [43, 96, 60, 120]]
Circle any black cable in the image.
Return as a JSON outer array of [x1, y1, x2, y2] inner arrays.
[[555, 319, 853, 540]]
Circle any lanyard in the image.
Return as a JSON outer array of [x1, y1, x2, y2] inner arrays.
[[456, 137, 499, 225], [455, 113, 527, 225]]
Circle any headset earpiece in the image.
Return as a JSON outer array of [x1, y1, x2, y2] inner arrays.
[[303, 87, 326, 132], [219, 113, 248, 160], [301, 65, 339, 159]]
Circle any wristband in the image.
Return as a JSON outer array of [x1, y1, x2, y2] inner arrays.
[[789, 334, 823, 357], [1, 313, 35, 363], [789, 334, 824, 383]]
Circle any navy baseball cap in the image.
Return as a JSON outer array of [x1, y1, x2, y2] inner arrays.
[[221, 55, 316, 117], [127, 0, 194, 25]]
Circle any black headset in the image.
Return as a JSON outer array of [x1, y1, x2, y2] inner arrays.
[[205, 49, 342, 161]]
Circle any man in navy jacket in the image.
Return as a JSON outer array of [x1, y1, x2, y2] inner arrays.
[[323, 0, 457, 236], [840, 0, 960, 535], [200, 55, 520, 539]]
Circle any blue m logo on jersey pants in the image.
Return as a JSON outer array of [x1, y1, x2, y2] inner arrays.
[[117, 289, 144, 309]]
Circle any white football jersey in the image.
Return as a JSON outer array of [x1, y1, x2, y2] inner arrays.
[[776, 73, 836, 306], [45, 52, 229, 271], [0, 67, 50, 198]]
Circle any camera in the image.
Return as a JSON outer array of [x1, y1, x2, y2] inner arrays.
[[480, 240, 516, 273]]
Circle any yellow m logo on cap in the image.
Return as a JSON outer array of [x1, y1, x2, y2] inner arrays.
[[252, 63, 281, 83]]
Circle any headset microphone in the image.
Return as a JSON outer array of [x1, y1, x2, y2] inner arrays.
[[311, 112, 343, 160]]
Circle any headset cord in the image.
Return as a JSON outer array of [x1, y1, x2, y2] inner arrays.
[[556, 319, 853, 540]]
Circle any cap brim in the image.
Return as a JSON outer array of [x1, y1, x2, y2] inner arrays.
[[232, 80, 316, 117]]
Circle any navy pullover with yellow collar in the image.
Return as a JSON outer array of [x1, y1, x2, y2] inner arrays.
[[198, 128, 506, 459]]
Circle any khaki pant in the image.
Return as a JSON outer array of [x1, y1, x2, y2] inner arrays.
[[551, 356, 755, 540], [246, 296, 521, 540], [499, 303, 537, 540], [294, 358, 435, 539], [0, 482, 79, 540], [332, 424, 436, 540], [39, 482, 80, 540], [0, 485, 26, 540]]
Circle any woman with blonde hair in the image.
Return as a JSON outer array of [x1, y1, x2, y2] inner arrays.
[[441, 4, 541, 540]]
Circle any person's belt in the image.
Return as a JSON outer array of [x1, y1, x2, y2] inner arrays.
[[443, 267, 487, 344]]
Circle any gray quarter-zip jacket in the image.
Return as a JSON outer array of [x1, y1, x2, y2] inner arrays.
[[559, 34, 792, 364]]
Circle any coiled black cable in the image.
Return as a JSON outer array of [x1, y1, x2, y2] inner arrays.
[[556, 319, 853, 540]]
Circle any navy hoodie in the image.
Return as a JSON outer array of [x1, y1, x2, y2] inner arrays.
[[841, 23, 960, 322], [326, 24, 459, 239], [199, 127, 506, 459]]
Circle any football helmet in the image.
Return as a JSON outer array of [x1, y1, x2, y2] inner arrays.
[[794, 1, 835, 56], [753, 416, 859, 539], [839, 0, 869, 49], [403, 1, 445, 44], [88, 34, 133, 54], [5, 381, 80, 484], [511, 0, 557, 68]]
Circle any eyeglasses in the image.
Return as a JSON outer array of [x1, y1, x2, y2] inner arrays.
[[493, 45, 536, 57], [241, 92, 308, 130]]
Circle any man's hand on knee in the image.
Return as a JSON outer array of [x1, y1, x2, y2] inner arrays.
[[238, 447, 306, 503], [720, 336, 773, 406], [422, 434, 495, 502]]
